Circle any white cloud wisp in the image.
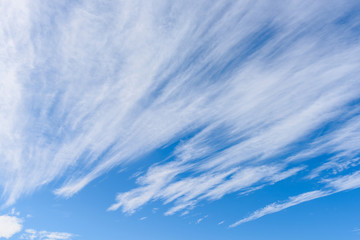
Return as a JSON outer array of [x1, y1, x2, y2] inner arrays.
[[231, 170, 360, 227], [20, 229, 73, 240]]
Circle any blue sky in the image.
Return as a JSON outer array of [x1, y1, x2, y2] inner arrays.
[[1, 0, 360, 239]]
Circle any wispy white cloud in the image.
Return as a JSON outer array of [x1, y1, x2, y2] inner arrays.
[[0, 215, 22, 239], [230, 170, 360, 227], [108, 162, 190, 213], [230, 190, 330, 227], [0, 0, 360, 228], [109, 163, 304, 215], [325, 170, 360, 192], [20, 229, 73, 240], [196, 215, 208, 224]]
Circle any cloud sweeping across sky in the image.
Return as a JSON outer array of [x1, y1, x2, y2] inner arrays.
[[1, 0, 360, 237]]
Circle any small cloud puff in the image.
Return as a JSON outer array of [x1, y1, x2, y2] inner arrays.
[[0, 215, 23, 239]]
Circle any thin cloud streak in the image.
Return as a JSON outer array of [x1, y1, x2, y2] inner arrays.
[[230, 190, 331, 227], [20, 229, 73, 240], [230, 170, 360, 227]]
